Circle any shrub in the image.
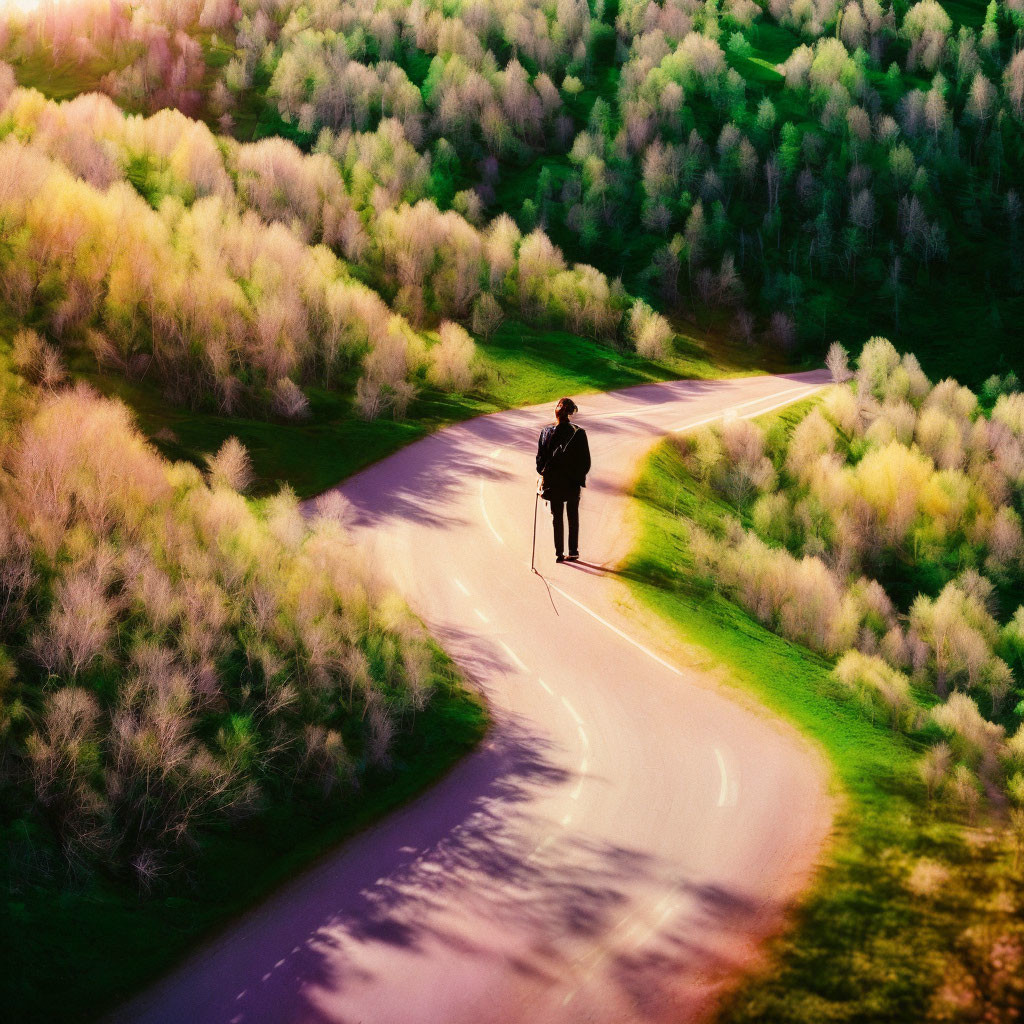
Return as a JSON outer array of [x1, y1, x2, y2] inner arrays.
[[11, 329, 44, 377], [354, 377, 386, 421], [949, 763, 981, 821], [427, 322, 477, 392], [786, 407, 837, 481], [673, 342, 1024, 809], [716, 417, 776, 503], [271, 378, 311, 420], [471, 292, 505, 340], [0, 388, 442, 884], [931, 691, 1005, 762], [826, 341, 852, 383], [32, 574, 114, 678], [908, 581, 1004, 694], [205, 437, 253, 492], [835, 650, 915, 728], [26, 687, 107, 863], [628, 300, 674, 359], [918, 741, 952, 799]]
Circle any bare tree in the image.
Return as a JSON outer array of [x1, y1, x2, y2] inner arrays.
[[826, 341, 853, 383]]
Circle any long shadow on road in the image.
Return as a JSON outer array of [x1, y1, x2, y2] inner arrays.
[[217, 713, 669, 1024]]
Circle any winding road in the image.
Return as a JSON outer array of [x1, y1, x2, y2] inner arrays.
[[113, 370, 834, 1024]]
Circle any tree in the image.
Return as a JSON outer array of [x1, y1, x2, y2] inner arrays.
[[427, 322, 476, 391], [628, 300, 673, 358], [205, 437, 253, 492], [918, 742, 952, 800], [471, 293, 505, 340]]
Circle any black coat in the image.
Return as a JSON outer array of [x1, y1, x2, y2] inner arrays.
[[536, 421, 591, 499]]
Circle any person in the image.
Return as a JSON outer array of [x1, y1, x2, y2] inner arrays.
[[536, 397, 591, 563]]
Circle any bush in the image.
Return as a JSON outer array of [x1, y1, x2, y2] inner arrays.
[[676, 340, 1024, 808], [271, 377, 311, 420], [628, 300, 674, 359], [471, 292, 505, 340], [427, 321, 477, 392], [0, 387, 442, 885], [835, 650, 916, 729], [826, 341, 852, 383], [205, 436, 253, 492]]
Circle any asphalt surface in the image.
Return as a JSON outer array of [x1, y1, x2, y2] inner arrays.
[[112, 370, 834, 1024]]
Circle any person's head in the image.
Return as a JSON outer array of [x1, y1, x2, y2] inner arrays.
[[555, 397, 577, 423]]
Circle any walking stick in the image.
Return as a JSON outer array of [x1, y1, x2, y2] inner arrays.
[[531, 480, 541, 573]]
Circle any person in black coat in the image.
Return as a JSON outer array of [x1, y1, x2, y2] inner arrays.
[[536, 397, 591, 563]]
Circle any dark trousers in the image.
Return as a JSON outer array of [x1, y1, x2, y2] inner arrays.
[[550, 490, 580, 556]]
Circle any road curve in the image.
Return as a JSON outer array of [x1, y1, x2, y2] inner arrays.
[[112, 370, 834, 1024]]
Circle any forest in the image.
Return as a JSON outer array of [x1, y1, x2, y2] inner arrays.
[[3, 0, 1024, 385], [2, 0, 1024, 1018]]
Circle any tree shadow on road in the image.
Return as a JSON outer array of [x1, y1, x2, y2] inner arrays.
[[196, 714, 646, 1022], [201, 696, 783, 1024]]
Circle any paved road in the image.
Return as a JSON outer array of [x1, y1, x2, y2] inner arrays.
[[113, 371, 834, 1024]]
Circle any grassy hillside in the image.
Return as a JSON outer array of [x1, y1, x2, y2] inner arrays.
[[0, 339, 491, 1022], [3, 651, 485, 1023]]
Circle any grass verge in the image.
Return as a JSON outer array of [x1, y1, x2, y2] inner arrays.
[[625, 425, 1023, 1022], [79, 318, 767, 497], [2, 648, 486, 1024]]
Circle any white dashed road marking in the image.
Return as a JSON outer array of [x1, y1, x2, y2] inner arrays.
[[714, 747, 740, 807], [672, 385, 823, 433], [498, 640, 528, 671], [561, 695, 584, 726], [479, 480, 505, 545]]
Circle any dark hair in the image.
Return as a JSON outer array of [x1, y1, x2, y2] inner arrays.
[[554, 397, 577, 423]]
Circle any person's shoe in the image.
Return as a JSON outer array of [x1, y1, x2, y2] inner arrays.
[[566, 553, 579, 562], [555, 554, 565, 563]]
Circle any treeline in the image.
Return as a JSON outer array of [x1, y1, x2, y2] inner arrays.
[[6, 0, 1024, 362], [680, 338, 1024, 813], [8, 0, 1024, 358], [0, 79, 674, 419], [1, 0, 595, 143], [11, 0, 1024, 364], [0, 382, 448, 886]]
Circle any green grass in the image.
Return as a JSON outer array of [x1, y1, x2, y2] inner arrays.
[[2, 649, 487, 1024], [7, 49, 128, 101], [78, 319, 768, 498], [625, 427, 1023, 1022]]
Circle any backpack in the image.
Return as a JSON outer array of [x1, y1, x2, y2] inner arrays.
[[541, 425, 579, 492]]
